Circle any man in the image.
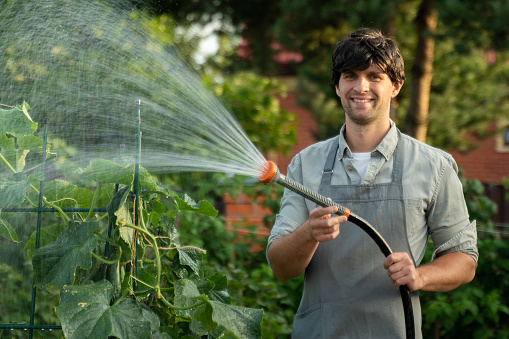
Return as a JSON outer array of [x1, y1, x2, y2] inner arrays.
[[266, 28, 478, 338]]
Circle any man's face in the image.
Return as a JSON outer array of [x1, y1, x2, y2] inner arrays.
[[335, 64, 403, 126]]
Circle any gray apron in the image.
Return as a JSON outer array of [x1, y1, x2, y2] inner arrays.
[[292, 130, 422, 338]]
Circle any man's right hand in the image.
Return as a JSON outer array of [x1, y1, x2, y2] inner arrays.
[[267, 203, 347, 281], [307, 204, 347, 243]]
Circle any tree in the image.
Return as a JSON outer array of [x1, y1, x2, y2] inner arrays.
[[405, 0, 437, 142], [142, 0, 284, 73], [150, 0, 509, 151]]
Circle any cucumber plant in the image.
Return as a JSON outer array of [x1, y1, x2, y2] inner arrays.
[[0, 102, 263, 338]]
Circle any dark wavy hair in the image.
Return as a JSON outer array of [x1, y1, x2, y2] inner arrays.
[[330, 28, 405, 86]]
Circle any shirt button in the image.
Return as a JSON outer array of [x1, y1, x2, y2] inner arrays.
[[347, 165, 354, 171]]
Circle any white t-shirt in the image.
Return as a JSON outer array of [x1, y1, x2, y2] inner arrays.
[[351, 152, 371, 180]]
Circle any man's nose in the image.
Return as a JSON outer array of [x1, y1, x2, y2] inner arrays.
[[354, 77, 370, 93]]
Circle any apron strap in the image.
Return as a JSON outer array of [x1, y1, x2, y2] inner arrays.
[[319, 136, 340, 187], [391, 129, 404, 183]]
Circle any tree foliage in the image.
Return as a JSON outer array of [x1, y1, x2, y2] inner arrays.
[[148, 0, 509, 151], [420, 176, 509, 338]]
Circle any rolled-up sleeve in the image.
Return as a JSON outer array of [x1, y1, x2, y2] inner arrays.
[[431, 220, 478, 263], [266, 155, 311, 266], [428, 158, 479, 264]]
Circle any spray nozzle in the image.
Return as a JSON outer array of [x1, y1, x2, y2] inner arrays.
[[257, 160, 278, 183]]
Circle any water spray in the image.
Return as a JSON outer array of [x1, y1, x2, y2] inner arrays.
[[258, 160, 415, 339]]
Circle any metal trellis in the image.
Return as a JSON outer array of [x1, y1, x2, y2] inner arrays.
[[0, 103, 142, 338]]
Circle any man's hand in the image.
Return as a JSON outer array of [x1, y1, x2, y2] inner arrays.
[[268, 202, 349, 282], [384, 251, 476, 292], [307, 204, 347, 243], [384, 252, 421, 292]]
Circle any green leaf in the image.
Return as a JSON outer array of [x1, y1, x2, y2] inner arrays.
[[41, 179, 89, 208], [0, 172, 29, 208], [0, 134, 15, 150], [192, 303, 215, 334], [177, 247, 204, 276], [150, 210, 161, 228], [17, 135, 44, 154], [23, 223, 67, 260], [0, 217, 19, 243], [174, 279, 202, 318], [95, 184, 115, 209], [151, 199, 166, 214], [56, 280, 154, 339], [32, 221, 99, 288], [116, 204, 134, 245], [209, 301, 263, 339], [140, 303, 163, 336], [77, 159, 157, 190], [174, 194, 218, 217], [159, 214, 177, 239], [0, 105, 38, 136], [209, 272, 232, 304], [107, 185, 134, 244], [15, 149, 30, 172], [78, 159, 134, 185], [107, 185, 131, 216], [29, 171, 45, 183], [133, 266, 157, 299], [175, 280, 262, 338]]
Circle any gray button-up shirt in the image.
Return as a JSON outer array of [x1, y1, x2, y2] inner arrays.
[[268, 123, 478, 266]]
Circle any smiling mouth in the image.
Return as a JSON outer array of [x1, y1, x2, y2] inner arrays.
[[352, 98, 373, 103]]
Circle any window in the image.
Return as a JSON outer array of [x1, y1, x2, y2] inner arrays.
[[504, 126, 509, 146], [496, 122, 509, 152]]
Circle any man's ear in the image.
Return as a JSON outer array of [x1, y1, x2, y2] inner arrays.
[[335, 84, 340, 96], [391, 81, 404, 98]]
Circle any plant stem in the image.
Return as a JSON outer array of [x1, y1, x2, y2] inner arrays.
[[158, 293, 206, 311], [91, 246, 122, 265], [130, 275, 156, 290], [112, 291, 130, 307], [96, 213, 109, 221], [93, 230, 117, 246], [86, 186, 100, 220], [121, 223, 162, 296], [27, 183, 71, 222], [0, 153, 16, 173], [0, 150, 67, 223]]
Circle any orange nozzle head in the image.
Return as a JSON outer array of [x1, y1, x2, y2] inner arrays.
[[258, 160, 277, 183]]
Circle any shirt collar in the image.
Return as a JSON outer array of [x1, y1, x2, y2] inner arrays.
[[337, 120, 398, 161]]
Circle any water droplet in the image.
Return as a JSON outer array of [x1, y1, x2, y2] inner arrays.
[[0, 0, 267, 180]]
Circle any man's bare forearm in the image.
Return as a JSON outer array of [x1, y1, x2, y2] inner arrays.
[[417, 252, 476, 292], [269, 205, 345, 281], [268, 221, 318, 281]]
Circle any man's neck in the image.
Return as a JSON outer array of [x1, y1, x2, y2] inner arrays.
[[344, 119, 391, 153]]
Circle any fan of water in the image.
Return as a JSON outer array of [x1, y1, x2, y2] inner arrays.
[[0, 0, 268, 179]]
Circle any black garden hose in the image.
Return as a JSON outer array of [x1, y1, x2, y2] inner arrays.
[[258, 160, 415, 339]]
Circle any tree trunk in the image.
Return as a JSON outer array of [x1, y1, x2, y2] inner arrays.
[[385, 0, 399, 123], [434, 319, 441, 339], [405, 0, 437, 142]]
